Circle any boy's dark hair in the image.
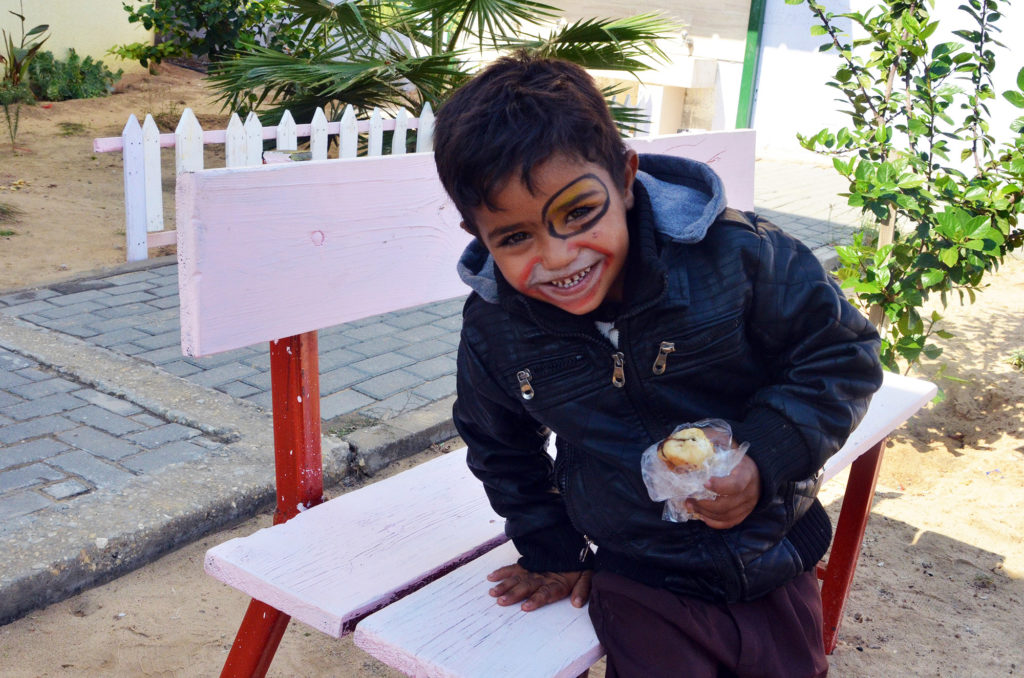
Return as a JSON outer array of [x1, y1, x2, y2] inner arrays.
[[433, 51, 629, 234]]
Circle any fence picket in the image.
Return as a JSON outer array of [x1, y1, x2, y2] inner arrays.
[[310, 108, 329, 160], [142, 114, 163, 233], [416, 102, 434, 153], [392, 109, 409, 156], [175, 108, 204, 174], [368, 108, 384, 156], [244, 112, 263, 166], [121, 115, 147, 263], [224, 113, 246, 168], [339, 105, 358, 159], [276, 109, 298, 153]]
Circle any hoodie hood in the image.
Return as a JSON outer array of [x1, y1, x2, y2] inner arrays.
[[457, 154, 727, 303]]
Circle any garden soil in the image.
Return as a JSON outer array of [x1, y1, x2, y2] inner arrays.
[[0, 67, 1022, 677]]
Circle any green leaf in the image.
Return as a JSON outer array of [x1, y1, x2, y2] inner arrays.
[[1017, 67, 1024, 92], [939, 247, 959, 267], [810, 25, 828, 36], [920, 269, 945, 287], [1004, 90, 1024, 108]]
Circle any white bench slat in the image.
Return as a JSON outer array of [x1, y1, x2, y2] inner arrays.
[[821, 372, 935, 483], [353, 541, 602, 678], [204, 448, 506, 637]]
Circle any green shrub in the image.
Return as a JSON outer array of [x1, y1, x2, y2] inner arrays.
[[27, 49, 122, 101], [110, 0, 298, 68]]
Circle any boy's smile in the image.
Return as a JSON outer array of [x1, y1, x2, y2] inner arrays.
[[468, 152, 638, 315]]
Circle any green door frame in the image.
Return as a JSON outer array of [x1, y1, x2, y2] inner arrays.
[[736, 0, 767, 128]]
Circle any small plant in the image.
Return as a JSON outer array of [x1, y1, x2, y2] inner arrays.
[[787, 0, 1024, 372], [0, 81, 33, 151], [1, 1, 47, 151], [0, 200, 23, 224], [27, 50, 122, 101], [58, 121, 89, 136], [1008, 349, 1024, 371], [1, 1, 48, 87]]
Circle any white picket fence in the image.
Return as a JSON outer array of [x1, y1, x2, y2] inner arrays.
[[95, 95, 655, 263], [93, 104, 437, 262]]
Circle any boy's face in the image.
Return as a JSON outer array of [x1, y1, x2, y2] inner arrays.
[[467, 151, 638, 316]]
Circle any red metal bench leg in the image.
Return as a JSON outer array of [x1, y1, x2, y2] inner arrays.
[[220, 600, 291, 678], [819, 437, 886, 654], [220, 331, 324, 677]]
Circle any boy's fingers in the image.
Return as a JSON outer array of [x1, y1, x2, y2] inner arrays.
[[571, 571, 592, 607], [521, 581, 569, 611], [486, 564, 522, 582]]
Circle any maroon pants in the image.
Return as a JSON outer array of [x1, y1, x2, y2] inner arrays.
[[588, 570, 828, 678]]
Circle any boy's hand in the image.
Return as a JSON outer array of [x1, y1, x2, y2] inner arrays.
[[486, 564, 592, 611], [686, 455, 760, 529]]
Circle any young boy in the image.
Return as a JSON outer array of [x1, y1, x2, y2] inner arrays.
[[433, 52, 883, 678]]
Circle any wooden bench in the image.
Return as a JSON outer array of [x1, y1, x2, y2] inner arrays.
[[178, 129, 935, 677]]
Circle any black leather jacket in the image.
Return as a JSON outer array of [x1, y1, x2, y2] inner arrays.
[[453, 156, 883, 602]]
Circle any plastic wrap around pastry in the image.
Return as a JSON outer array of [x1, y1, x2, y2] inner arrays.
[[656, 427, 714, 472]]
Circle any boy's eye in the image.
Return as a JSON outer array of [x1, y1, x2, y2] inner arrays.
[[565, 206, 593, 223], [499, 231, 530, 247], [542, 174, 610, 240]]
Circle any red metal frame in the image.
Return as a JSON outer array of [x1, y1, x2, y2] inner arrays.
[[220, 331, 323, 678], [818, 437, 887, 654]]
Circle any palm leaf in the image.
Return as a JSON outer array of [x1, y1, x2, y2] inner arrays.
[[503, 14, 679, 73]]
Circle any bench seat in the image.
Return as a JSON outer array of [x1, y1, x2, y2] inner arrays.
[[206, 371, 934, 672]]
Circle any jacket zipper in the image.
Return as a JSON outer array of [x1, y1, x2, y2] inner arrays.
[[516, 369, 535, 400], [651, 341, 676, 375], [611, 352, 626, 387], [579, 535, 594, 563]]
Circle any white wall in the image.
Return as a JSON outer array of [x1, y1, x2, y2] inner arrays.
[[755, 0, 1024, 159], [0, 0, 151, 76]]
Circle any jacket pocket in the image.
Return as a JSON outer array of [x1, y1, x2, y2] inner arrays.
[[647, 312, 744, 377], [502, 351, 599, 406]]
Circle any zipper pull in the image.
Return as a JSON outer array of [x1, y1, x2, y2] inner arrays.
[[611, 352, 626, 388], [516, 369, 535, 400], [652, 341, 676, 375], [579, 535, 594, 562]]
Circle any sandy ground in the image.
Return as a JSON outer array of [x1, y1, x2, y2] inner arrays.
[[1, 68, 1022, 676], [0, 65, 228, 291]]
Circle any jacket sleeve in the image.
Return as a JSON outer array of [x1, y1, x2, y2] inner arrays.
[[454, 331, 592, 572], [729, 221, 884, 506]]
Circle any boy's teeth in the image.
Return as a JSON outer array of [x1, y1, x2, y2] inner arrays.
[[551, 266, 592, 288]]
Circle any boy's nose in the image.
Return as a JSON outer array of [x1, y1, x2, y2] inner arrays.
[[538, 235, 576, 271]]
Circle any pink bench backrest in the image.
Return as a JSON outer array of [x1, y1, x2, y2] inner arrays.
[[176, 130, 755, 358]]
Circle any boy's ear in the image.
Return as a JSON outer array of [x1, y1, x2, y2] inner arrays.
[[621, 149, 639, 210], [459, 220, 479, 238]]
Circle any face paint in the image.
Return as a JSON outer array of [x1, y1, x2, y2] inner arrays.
[[541, 174, 611, 240], [468, 154, 635, 316]]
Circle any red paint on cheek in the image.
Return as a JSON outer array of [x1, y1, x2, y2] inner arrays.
[[579, 243, 615, 263], [516, 256, 542, 290]]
